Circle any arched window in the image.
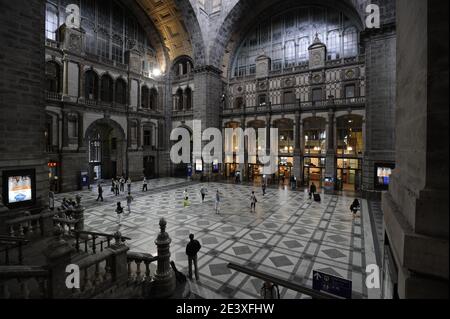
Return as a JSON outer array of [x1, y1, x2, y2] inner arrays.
[[185, 87, 192, 110], [176, 88, 184, 111], [327, 30, 340, 60], [45, 3, 58, 40], [343, 27, 358, 58], [298, 37, 310, 62], [141, 86, 150, 108], [115, 79, 127, 105], [100, 74, 113, 103], [174, 58, 193, 76], [150, 88, 158, 110], [45, 62, 60, 93], [284, 40, 296, 67], [85, 70, 99, 100]]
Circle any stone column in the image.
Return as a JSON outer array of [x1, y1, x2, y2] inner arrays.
[[382, 0, 449, 299], [293, 112, 302, 185], [324, 109, 336, 193]]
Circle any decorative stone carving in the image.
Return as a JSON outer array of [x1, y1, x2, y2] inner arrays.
[[308, 34, 326, 70]]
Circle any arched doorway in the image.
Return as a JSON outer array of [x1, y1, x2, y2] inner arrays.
[[173, 125, 193, 177], [273, 118, 294, 185], [85, 119, 126, 182]]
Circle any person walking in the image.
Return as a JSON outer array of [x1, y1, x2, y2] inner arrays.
[[200, 187, 207, 203], [214, 190, 220, 214], [116, 202, 124, 225], [119, 176, 125, 193], [183, 188, 188, 201], [126, 177, 132, 193], [96, 183, 104, 202], [114, 179, 120, 196], [183, 196, 190, 207], [262, 182, 267, 196], [111, 179, 115, 194], [126, 192, 134, 215], [185, 234, 201, 280], [309, 182, 317, 200], [350, 199, 361, 219], [261, 281, 280, 299], [251, 191, 257, 212], [142, 177, 148, 192]]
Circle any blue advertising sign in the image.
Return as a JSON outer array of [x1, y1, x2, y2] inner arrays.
[[80, 172, 89, 188], [187, 164, 193, 177], [312, 270, 352, 299]]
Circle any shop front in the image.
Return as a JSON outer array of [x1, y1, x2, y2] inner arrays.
[[303, 157, 325, 189], [336, 158, 362, 191]]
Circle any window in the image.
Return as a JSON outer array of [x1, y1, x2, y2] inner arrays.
[[89, 133, 101, 163], [312, 88, 323, 102], [112, 36, 123, 63], [327, 30, 340, 60], [232, 8, 359, 78], [85, 70, 98, 100], [149, 88, 158, 110], [344, 27, 358, 57], [143, 129, 152, 146], [336, 116, 364, 156], [176, 89, 184, 111], [303, 117, 326, 155], [184, 88, 192, 110], [97, 33, 110, 60], [141, 86, 149, 108], [68, 116, 78, 139], [45, 3, 59, 40], [345, 85, 356, 98], [298, 37, 309, 62], [45, 62, 60, 93], [115, 79, 127, 105], [283, 91, 296, 104], [100, 75, 113, 103], [258, 94, 267, 106]]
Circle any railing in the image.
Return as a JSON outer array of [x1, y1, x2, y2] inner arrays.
[[45, 91, 62, 101], [223, 97, 366, 116], [0, 236, 29, 265], [127, 252, 158, 283], [227, 263, 341, 299], [0, 265, 49, 299], [72, 230, 130, 255], [5, 211, 54, 239]]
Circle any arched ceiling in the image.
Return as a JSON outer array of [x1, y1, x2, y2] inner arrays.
[[136, 0, 206, 66]]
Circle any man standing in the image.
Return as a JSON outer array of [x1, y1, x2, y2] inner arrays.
[[142, 177, 148, 192], [251, 191, 257, 212], [185, 234, 201, 280], [126, 192, 134, 215], [119, 176, 125, 193], [114, 179, 120, 196], [96, 183, 103, 202], [262, 182, 267, 196], [309, 182, 317, 200], [126, 177, 132, 193]]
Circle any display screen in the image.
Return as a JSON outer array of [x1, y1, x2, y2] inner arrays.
[[195, 159, 203, 172], [377, 167, 392, 186], [212, 159, 219, 173], [8, 175, 33, 203]]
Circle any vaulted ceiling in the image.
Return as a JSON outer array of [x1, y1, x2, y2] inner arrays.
[[137, 0, 193, 61]]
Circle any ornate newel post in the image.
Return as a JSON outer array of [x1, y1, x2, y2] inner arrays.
[[73, 194, 85, 233], [43, 225, 75, 299], [146, 218, 176, 298]]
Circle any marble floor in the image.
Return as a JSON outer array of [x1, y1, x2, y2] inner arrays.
[[55, 178, 379, 299]]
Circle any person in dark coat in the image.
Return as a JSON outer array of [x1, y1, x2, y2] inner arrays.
[[350, 199, 361, 219], [96, 183, 103, 202], [185, 234, 201, 280], [309, 183, 317, 199]]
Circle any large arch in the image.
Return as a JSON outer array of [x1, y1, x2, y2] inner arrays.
[[210, 0, 368, 77], [84, 118, 127, 181]]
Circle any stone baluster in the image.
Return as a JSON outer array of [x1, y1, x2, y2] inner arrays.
[[144, 261, 151, 281], [83, 267, 92, 291], [135, 260, 142, 282]]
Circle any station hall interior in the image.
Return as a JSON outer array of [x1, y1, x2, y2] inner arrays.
[[0, 0, 448, 299]]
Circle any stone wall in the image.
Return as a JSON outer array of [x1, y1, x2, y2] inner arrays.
[[0, 0, 48, 209], [382, 0, 449, 299]]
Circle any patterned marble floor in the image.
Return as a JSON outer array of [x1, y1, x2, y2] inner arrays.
[[55, 178, 378, 299]]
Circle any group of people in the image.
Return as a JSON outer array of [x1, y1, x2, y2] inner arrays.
[[110, 176, 132, 196]]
